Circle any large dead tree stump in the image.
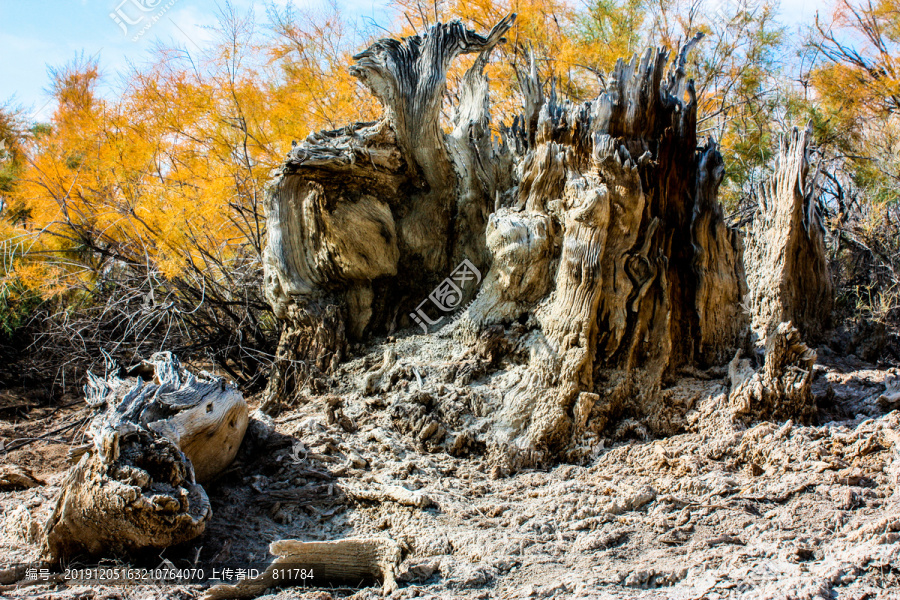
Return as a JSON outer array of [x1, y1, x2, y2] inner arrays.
[[42, 353, 248, 562], [261, 16, 826, 460], [745, 124, 833, 343]]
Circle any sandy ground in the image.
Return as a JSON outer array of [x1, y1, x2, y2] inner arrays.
[[1, 339, 899, 600]]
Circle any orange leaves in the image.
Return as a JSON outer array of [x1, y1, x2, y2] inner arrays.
[[814, 0, 900, 118], [267, 1, 379, 132], [808, 0, 900, 205]]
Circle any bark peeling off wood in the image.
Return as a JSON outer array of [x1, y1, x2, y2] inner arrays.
[[41, 352, 247, 562], [202, 537, 402, 599]]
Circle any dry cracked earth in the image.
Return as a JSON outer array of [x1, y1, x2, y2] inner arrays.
[[2, 333, 900, 600]]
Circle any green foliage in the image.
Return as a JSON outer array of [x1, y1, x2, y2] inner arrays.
[[577, 0, 649, 58], [0, 104, 26, 194]]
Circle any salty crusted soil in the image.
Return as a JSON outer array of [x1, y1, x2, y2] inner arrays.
[[2, 336, 899, 599]]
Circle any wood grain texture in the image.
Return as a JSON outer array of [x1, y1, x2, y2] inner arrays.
[[728, 322, 818, 423], [261, 17, 826, 462], [261, 17, 515, 412], [451, 34, 750, 455], [745, 124, 833, 342]]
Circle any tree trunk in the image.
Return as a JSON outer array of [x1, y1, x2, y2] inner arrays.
[[42, 353, 248, 562], [451, 37, 748, 455]]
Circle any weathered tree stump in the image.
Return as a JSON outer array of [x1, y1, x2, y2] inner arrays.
[[745, 124, 833, 343], [261, 15, 823, 460], [260, 16, 516, 413], [42, 353, 248, 562], [451, 36, 749, 453]]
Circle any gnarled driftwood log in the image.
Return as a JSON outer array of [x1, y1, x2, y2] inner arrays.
[[42, 352, 248, 562]]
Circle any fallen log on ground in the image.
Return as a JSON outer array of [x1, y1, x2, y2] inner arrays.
[[41, 352, 248, 562]]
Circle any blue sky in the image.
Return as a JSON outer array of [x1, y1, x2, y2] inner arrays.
[[0, 0, 394, 121], [0, 0, 826, 123]]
